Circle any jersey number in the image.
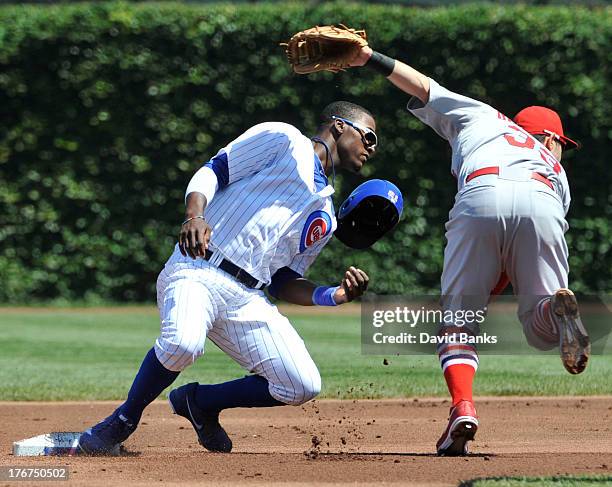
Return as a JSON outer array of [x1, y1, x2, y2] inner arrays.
[[504, 125, 535, 149], [503, 124, 561, 174]]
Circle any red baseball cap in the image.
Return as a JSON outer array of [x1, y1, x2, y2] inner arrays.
[[513, 106, 579, 150]]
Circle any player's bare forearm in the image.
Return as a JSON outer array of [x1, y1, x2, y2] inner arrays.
[[353, 46, 430, 104], [388, 61, 430, 104], [276, 267, 369, 306], [276, 278, 318, 306], [184, 191, 207, 219], [179, 192, 212, 259]]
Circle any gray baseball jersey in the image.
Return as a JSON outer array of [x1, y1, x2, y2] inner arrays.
[[408, 79, 571, 213]]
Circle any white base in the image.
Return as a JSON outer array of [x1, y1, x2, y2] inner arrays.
[[13, 432, 119, 456]]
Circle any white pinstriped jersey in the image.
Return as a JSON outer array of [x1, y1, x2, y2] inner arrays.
[[408, 79, 571, 214], [168, 122, 336, 284]]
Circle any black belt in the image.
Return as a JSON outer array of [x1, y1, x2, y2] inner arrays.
[[204, 250, 265, 290]]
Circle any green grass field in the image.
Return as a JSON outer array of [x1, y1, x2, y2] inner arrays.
[[1, 307, 611, 401], [461, 476, 612, 487]]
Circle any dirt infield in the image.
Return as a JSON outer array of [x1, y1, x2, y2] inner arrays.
[[2, 398, 611, 486]]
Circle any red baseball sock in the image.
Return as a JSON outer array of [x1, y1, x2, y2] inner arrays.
[[443, 364, 475, 406]]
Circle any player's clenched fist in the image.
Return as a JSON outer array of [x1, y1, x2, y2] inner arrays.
[[334, 266, 369, 304], [179, 216, 212, 259]]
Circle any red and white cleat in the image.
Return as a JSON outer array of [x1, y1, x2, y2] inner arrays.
[[436, 400, 478, 456]]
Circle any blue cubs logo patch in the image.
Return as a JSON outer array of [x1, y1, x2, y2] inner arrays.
[[300, 211, 332, 252]]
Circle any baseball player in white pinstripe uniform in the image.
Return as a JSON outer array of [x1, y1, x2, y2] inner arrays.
[[78, 101, 378, 454], [347, 45, 590, 455]]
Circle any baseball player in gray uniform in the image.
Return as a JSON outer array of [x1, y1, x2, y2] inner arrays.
[[348, 46, 590, 455], [78, 101, 379, 454]]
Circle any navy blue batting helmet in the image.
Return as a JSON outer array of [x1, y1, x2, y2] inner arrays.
[[335, 179, 404, 249]]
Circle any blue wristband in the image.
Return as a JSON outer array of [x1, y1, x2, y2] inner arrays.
[[312, 286, 340, 306]]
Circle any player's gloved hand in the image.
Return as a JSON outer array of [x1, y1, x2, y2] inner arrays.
[[334, 266, 369, 304], [283, 25, 369, 74], [179, 216, 212, 259]]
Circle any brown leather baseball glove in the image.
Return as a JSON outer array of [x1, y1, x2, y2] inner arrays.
[[282, 25, 368, 74]]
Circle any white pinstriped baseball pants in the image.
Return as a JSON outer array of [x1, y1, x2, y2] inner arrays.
[[153, 260, 321, 405]]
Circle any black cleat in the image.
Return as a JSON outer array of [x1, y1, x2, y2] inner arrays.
[[169, 382, 232, 453]]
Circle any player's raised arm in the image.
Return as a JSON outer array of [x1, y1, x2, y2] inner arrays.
[[352, 46, 430, 104], [351, 42, 497, 144]]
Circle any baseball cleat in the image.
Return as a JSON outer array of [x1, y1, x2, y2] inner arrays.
[[436, 400, 478, 456], [169, 382, 232, 453], [551, 288, 590, 375], [77, 408, 136, 455]]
